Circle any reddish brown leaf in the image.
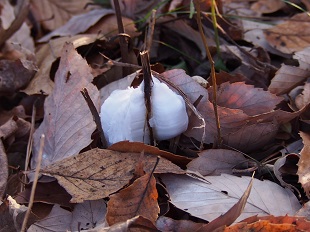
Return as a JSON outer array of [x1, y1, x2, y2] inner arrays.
[[107, 173, 159, 225], [109, 141, 191, 168], [210, 82, 283, 116], [31, 42, 99, 168], [40, 148, 183, 203], [251, 0, 285, 14], [297, 132, 310, 198]]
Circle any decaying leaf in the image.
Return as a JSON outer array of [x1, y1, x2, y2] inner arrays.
[[38, 9, 115, 42], [27, 204, 72, 232], [264, 13, 310, 54], [71, 199, 107, 230], [297, 132, 310, 198], [31, 42, 99, 168], [30, 0, 96, 31], [107, 173, 159, 225], [161, 174, 300, 222], [251, 0, 286, 14], [187, 149, 247, 176], [40, 148, 184, 203], [23, 34, 104, 95], [156, 216, 205, 232]]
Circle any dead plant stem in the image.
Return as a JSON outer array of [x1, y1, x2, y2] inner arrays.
[[194, 0, 222, 147], [21, 134, 45, 232]]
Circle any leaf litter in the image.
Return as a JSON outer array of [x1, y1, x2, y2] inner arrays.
[[0, 0, 310, 231]]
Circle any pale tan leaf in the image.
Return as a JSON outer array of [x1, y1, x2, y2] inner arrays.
[[30, 0, 96, 31], [251, 0, 285, 14], [41, 148, 183, 203], [71, 200, 107, 231], [197, 176, 253, 232], [23, 34, 104, 95], [31, 42, 99, 168], [107, 173, 159, 225], [264, 13, 310, 54], [187, 149, 247, 176], [297, 132, 310, 198], [28, 204, 72, 232], [161, 174, 300, 222], [210, 82, 283, 116]]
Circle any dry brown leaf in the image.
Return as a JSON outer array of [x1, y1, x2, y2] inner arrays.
[[0, 117, 18, 139], [107, 173, 159, 225], [109, 141, 191, 168], [187, 149, 247, 176], [0, 141, 8, 199], [156, 216, 205, 232], [23, 34, 104, 95], [251, 0, 286, 14], [30, 0, 96, 31], [28, 204, 72, 232], [71, 200, 107, 230], [296, 201, 310, 220], [161, 174, 300, 222], [31, 42, 99, 168], [40, 148, 184, 203], [269, 46, 310, 95], [297, 132, 310, 198], [38, 9, 115, 42], [210, 82, 283, 116], [264, 13, 310, 54], [224, 220, 295, 231]]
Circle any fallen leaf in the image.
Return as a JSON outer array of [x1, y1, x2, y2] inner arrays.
[[30, 0, 96, 31], [89, 215, 158, 232], [297, 132, 310, 198], [210, 82, 283, 116], [28, 204, 72, 232], [161, 174, 300, 222], [109, 141, 191, 168], [38, 9, 115, 42], [23, 34, 104, 95], [264, 13, 310, 54], [197, 176, 253, 231], [71, 199, 107, 231], [156, 216, 205, 232], [296, 81, 310, 110], [31, 42, 99, 168], [224, 219, 295, 231], [251, 0, 286, 14], [0, 117, 18, 140], [296, 201, 310, 220], [107, 173, 159, 225], [187, 149, 247, 176], [40, 148, 184, 203], [0, 60, 35, 95], [0, 141, 7, 198]]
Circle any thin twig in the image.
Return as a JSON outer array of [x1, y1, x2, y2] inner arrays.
[[113, 0, 131, 76], [21, 134, 45, 232], [140, 51, 155, 145], [194, 0, 222, 147], [81, 88, 107, 148], [145, 9, 157, 52], [21, 103, 36, 192]]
